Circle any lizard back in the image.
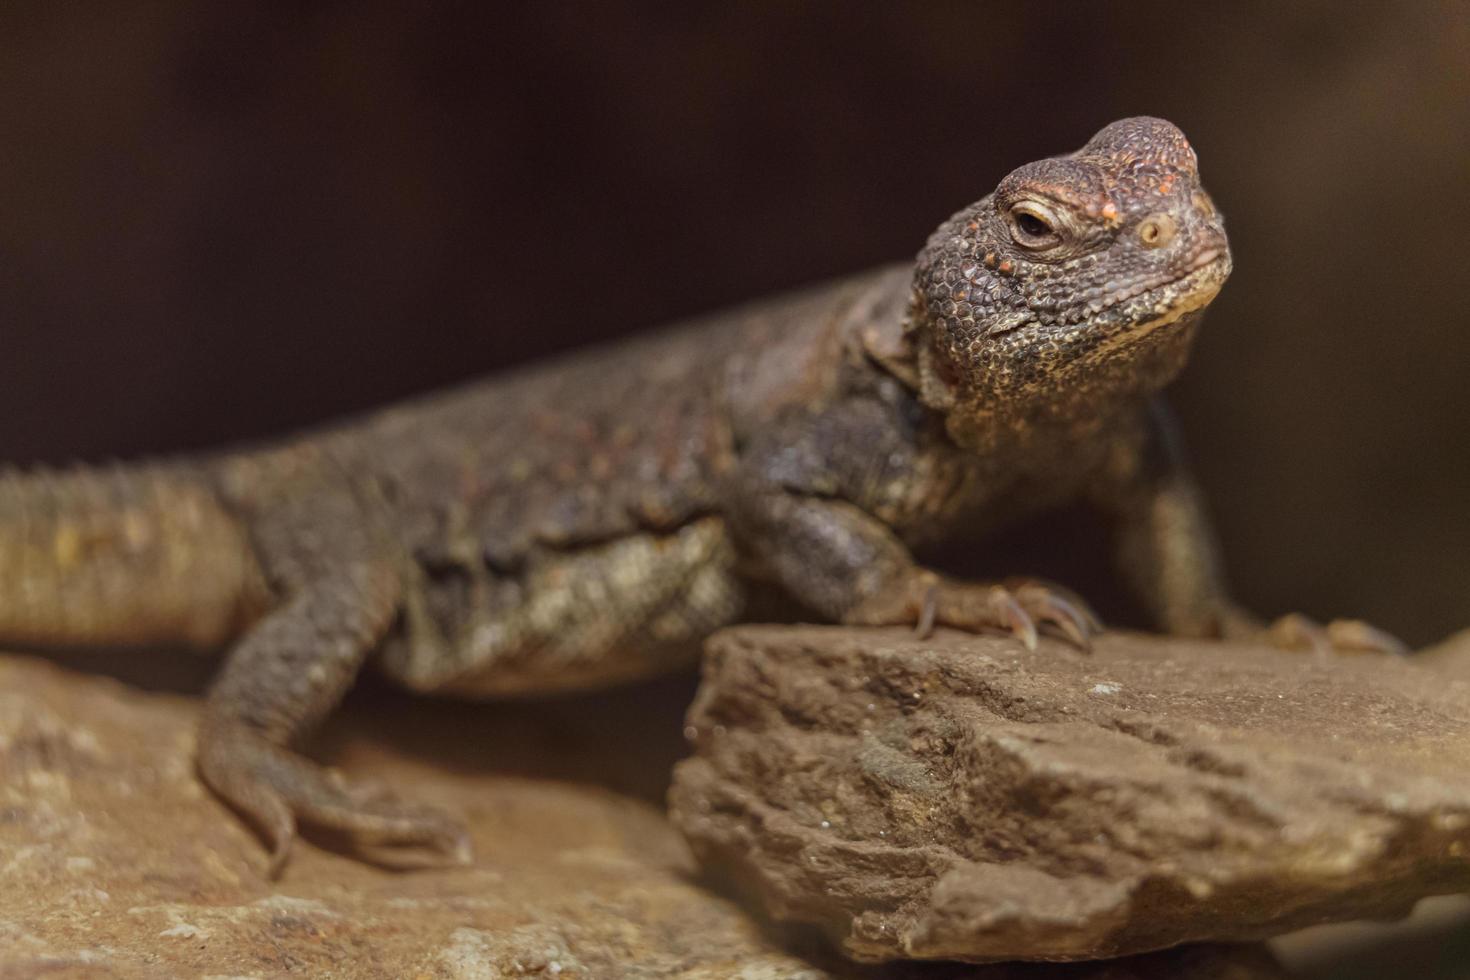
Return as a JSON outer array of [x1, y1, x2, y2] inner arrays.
[[245, 267, 913, 694]]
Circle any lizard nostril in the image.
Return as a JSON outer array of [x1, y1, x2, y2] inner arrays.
[[1138, 214, 1177, 249]]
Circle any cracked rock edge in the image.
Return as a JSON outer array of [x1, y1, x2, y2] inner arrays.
[[669, 625, 1470, 963]]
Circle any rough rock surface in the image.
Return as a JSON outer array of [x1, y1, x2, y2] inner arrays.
[[0, 652, 1286, 979], [1422, 628, 1470, 680], [670, 626, 1470, 964]]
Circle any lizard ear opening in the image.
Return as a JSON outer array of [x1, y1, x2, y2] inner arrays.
[[915, 341, 959, 413], [860, 297, 922, 393], [883, 287, 960, 412]]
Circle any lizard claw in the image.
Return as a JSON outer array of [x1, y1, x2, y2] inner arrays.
[[990, 586, 1038, 651], [1018, 585, 1095, 653], [914, 579, 939, 640], [448, 828, 477, 866], [200, 720, 474, 877], [1266, 612, 1328, 657], [1325, 618, 1410, 657], [852, 572, 1101, 653], [267, 834, 295, 881], [1266, 613, 1407, 660], [1011, 578, 1103, 633]]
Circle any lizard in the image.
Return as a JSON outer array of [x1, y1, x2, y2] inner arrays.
[[0, 117, 1402, 876]]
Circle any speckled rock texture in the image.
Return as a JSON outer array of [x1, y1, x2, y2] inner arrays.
[[0, 651, 1287, 979], [669, 626, 1470, 964]]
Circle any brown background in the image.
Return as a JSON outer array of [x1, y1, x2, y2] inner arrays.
[[1, 3, 1466, 645]]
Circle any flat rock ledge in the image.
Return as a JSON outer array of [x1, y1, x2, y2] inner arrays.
[[669, 626, 1470, 964], [0, 652, 1282, 979]]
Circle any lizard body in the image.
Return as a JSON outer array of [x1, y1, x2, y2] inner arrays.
[[0, 118, 1388, 874]]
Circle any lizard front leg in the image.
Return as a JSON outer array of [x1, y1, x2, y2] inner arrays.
[[732, 491, 1095, 648], [199, 560, 471, 876], [726, 404, 1097, 650], [1094, 401, 1404, 656]]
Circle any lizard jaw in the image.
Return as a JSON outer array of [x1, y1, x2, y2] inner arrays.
[[1085, 251, 1230, 359]]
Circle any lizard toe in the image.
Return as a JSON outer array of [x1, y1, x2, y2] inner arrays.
[[1265, 612, 1332, 660], [199, 719, 472, 873], [1264, 613, 1407, 660], [1324, 618, 1410, 657], [852, 572, 1098, 654], [1016, 585, 1096, 653], [989, 586, 1039, 651], [197, 724, 299, 879]]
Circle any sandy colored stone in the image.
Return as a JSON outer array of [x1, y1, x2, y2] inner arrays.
[[1421, 629, 1470, 680], [0, 652, 1286, 979], [669, 626, 1470, 964]]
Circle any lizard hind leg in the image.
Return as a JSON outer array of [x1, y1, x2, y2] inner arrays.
[[198, 561, 471, 877]]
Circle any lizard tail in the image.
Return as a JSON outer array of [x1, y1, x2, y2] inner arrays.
[[0, 464, 268, 650]]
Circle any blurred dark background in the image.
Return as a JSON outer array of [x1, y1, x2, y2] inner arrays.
[[1, 3, 1466, 645]]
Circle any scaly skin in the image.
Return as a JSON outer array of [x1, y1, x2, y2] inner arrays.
[[0, 117, 1400, 875]]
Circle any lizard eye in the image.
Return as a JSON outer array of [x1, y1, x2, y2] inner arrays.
[[1016, 212, 1049, 237], [1008, 202, 1062, 250]]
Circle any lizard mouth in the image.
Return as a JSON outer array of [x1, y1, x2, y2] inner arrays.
[[1157, 248, 1228, 310], [1122, 248, 1229, 322], [1100, 248, 1227, 317], [1030, 246, 1230, 333], [1079, 249, 1230, 359]]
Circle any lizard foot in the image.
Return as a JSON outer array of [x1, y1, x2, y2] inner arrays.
[[1262, 612, 1409, 659], [198, 720, 474, 879], [848, 572, 1101, 652]]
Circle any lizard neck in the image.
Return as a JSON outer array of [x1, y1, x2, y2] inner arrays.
[[903, 302, 1203, 456], [951, 399, 1137, 458]]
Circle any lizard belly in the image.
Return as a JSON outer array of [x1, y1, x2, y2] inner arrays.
[[377, 516, 745, 696]]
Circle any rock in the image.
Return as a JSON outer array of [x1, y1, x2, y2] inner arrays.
[[669, 626, 1470, 964], [1420, 628, 1470, 680], [0, 652, 1285, 979]]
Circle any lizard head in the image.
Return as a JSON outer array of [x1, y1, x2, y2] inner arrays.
[[906, 116, 1231, 448]]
